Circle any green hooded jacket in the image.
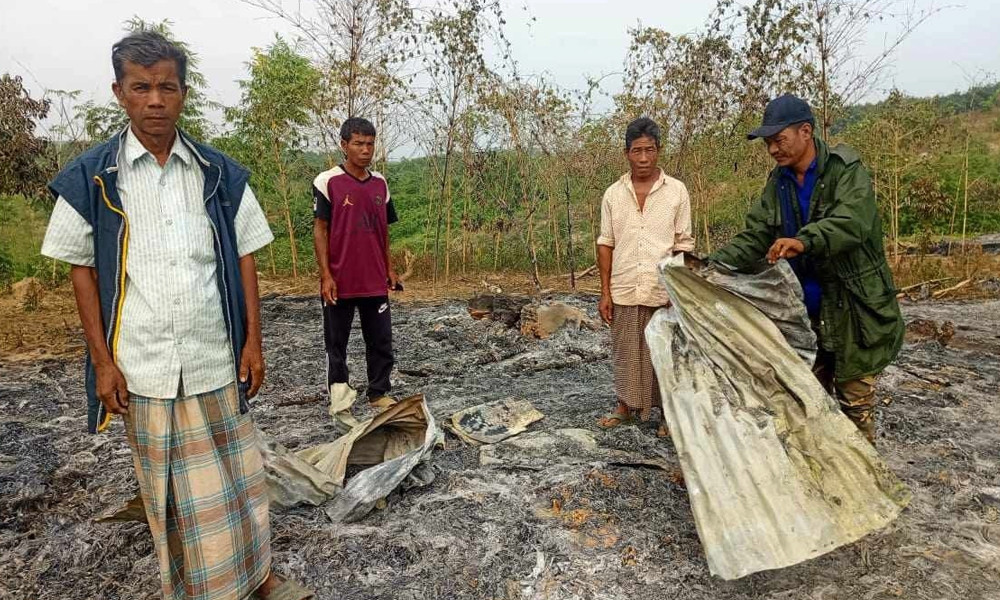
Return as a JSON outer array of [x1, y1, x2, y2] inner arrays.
[[709, 137, 904, 382]]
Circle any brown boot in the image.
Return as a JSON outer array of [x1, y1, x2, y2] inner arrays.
[[846, 409, 876, 445], [836, 376, 878, 446]]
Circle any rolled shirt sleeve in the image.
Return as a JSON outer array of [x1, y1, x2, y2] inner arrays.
[[672, 182, 696, 253], [596, 190, 615, 247], [41, 197, 96, 267], [234, 186, 275, 257]]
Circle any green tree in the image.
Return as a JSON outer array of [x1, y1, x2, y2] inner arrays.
[[240, 0, 416, 166], [0, 74, 51, 199], [799, 0, 940, 138], [44, 89, 89, 170], [226, 37, 320, 277], [418, 0, 507, 282], [845, 89, 944, 260], [81, 17, 218, 142]]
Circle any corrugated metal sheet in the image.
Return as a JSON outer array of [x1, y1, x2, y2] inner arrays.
[[646, 258, 911, 580]]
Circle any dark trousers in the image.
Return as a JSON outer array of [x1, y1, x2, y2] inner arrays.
[[323, 296, 394, 399]]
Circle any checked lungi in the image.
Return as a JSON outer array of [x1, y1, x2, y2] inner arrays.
[[611, 304, 662, 418], [124, 382, 271, 600]]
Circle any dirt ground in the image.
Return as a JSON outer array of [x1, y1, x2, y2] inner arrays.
[[2, 286, 1000, 599], [0, 272, 600, 361]]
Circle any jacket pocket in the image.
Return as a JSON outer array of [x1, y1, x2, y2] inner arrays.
[[842, 269, 899, 348]]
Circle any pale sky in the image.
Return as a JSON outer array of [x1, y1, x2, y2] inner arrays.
[[1, 0, 996, 144]]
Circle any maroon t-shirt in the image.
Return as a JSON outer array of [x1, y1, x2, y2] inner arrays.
[[313, 165, 398, 299]]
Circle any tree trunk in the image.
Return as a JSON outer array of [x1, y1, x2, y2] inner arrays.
[[281, 195, 298, 277], [273, 133, 298, 277], [892, 133, 900, 266], [461, 173, 470, 276], [433, 84, 461, 283], [961, 134, 970, 269], [445, 172, 455, 282], [527, 210, 541, 291], [947, 169, 962, 256], [375, 109, 389, 173], [549, 188, 561, 270], [817, 4, 830, 139], [281, 192, 298, 277], [589, 193, 598, 263], [564, 174, 576, 289], [346, 2, 361, 118], [433, 150, 453, 283], [423, 162, 436, 256], [252, 158, 279, 277], [694, 170, 712, 253], [493, 230, 502, 272]]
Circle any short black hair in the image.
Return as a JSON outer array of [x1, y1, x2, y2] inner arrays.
[[340, 117, 377, 141], [625, 117, 661, 150], [112, 31, 188, 89]]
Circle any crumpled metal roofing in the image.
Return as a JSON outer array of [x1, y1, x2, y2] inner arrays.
[[646, 257, 910, 579]]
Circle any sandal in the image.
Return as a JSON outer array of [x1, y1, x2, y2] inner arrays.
[[597, 411, 636, 429], [369, 395, 398, 411], [260, 579, 314, 600]]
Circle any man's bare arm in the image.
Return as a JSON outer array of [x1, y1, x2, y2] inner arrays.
[[385, 229, 399, 290], [597, 244, 614, 324], [237, 254, 265, 398], [314, 218, 336, 304], [69, 265, 129, 414]]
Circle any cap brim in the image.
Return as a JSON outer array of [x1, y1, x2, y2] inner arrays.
[[747, 123, 788, 140]]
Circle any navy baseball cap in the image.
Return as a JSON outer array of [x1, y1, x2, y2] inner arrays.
[[747, 94, 815, 140]]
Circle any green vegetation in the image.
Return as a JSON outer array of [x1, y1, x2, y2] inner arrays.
[[2, 2, 998, 289], [0, 195, 68, 290]]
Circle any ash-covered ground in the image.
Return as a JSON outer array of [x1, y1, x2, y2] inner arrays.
[[2, 294, 999, 600]]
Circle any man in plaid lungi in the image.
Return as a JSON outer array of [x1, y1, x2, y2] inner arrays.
[[596, 118, 696, 433], [42, 31, 312, 600]]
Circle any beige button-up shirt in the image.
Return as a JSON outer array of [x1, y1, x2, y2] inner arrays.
[[596, 169, 695, 307], [41, 128, 274, 399]]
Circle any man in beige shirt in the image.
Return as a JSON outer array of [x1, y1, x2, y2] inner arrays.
[[596, 117, 695, 432]]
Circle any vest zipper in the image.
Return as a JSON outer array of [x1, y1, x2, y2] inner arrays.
[[204, 164, 239, 397], [93, 175, 131, 432]]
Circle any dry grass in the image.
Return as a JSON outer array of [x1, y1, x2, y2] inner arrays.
[[3, 249, 996, 363], [891, 249, 1000, 300], [0, 269, 604, 362], [258, 268, 604, 302], [0, 283, 83, 361]]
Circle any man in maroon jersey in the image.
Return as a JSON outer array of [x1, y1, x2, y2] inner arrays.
[[312, 117, 400, 412]]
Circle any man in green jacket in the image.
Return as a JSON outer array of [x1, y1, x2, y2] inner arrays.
[[709, 94, 904, 444]]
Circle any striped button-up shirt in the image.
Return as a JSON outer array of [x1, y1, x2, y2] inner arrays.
[[597, 169, 695, 307], [41, 128, 274, 399]]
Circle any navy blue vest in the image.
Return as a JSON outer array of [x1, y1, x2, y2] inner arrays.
[[48, 127, 251, 433]]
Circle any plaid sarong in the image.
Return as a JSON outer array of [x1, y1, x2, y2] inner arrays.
[[125, 382, 271, 600], [611, 304, 662, 417]]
